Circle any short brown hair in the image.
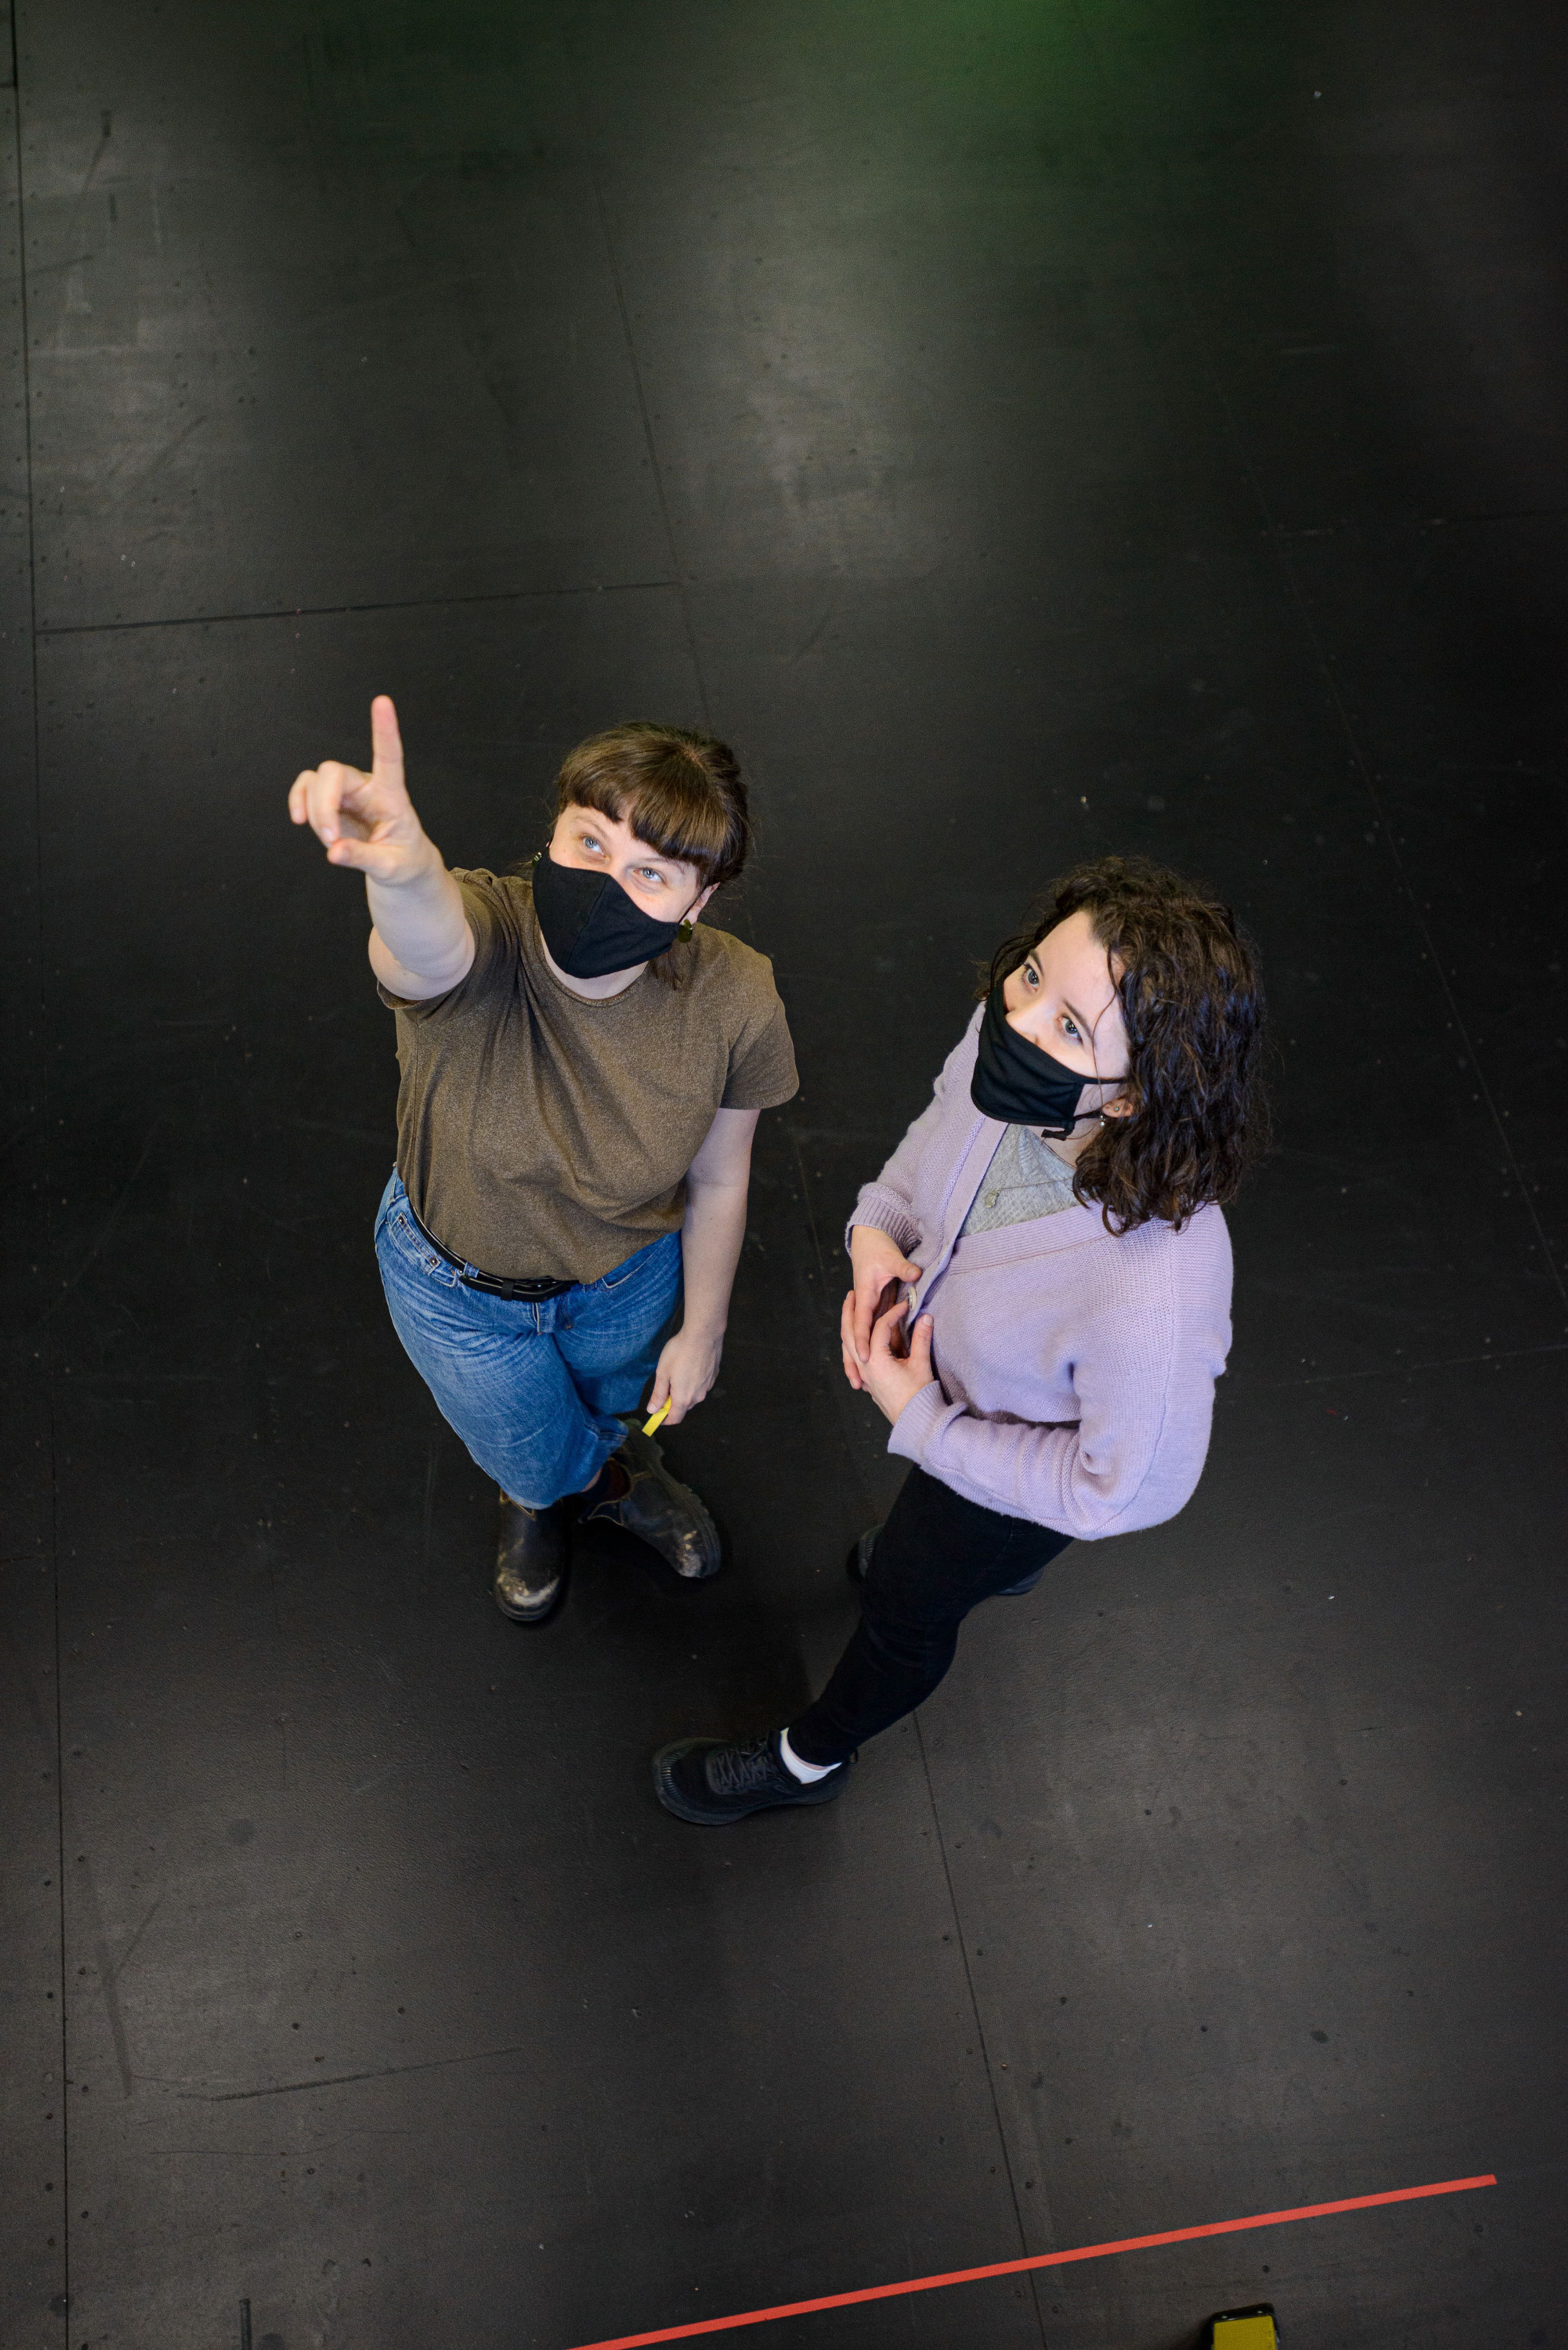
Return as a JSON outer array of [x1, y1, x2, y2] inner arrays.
[[984, 855, 1269, 1233], [553, 722, 751, 890]]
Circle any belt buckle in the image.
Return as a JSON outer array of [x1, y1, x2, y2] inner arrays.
[[463, 1269, 566, 1302]]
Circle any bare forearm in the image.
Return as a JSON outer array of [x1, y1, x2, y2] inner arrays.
[[291, 698, 472, 995], [679, 1177, 749, 1340], [365, 841, 472, 994]]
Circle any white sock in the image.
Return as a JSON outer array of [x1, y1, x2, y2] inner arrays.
[[779, 1728, 840, 1783]]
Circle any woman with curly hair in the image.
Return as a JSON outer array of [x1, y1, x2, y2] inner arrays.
[[654, 855, 1267, 1824]]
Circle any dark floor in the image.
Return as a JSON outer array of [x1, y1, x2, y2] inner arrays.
[[3, 1, 1566, 2345]]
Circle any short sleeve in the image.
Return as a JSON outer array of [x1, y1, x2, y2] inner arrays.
[[375, 868, 519, 1019], [721, 999, 799, 1111]]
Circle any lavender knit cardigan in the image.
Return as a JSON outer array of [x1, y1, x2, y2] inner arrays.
[[849, 1012, 1234, 1541]]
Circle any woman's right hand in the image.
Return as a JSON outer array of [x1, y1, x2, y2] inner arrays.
[[288, 695, 433, 886], [841, 1224, 923, 1391]]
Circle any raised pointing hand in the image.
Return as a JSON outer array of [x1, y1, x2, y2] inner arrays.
[[288, 696, 429, 885]]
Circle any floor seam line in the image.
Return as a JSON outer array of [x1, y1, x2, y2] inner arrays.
[[1175, 292, 1568, 1319], [11, 0, 71, 2319], [1060, 0, 1564, 1323], [36, 578, 683, 639], [563, 38, 712, 731], [1255, 1338, 1568, 1390], [913, 1712, 1052, 2349]]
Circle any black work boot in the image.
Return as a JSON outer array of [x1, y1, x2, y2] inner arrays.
[[581, 1423, 721, 1581], [493, 1492, 568, 1622], [653, 1731, 852, 1825]]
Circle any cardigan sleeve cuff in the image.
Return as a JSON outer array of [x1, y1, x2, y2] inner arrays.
[[886, 1379, 955, 1467], [844, 1184, 923, 1261]]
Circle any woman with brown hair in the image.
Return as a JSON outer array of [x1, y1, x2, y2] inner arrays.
[[654, 856, 1266, 1824], [289, 697, 797, 1624]]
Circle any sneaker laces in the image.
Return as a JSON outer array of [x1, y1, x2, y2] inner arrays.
[[707, 1735, 784, 1795]]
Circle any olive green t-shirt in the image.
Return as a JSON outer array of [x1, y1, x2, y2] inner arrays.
[[378, 868, 798, 1284]]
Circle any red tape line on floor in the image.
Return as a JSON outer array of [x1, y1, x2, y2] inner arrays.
[[568, 2173, 1496, 2350]]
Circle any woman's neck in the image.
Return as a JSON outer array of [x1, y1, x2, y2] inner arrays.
[[538, 938, 648, 1001], [1040, 1119, 1099, 1170]]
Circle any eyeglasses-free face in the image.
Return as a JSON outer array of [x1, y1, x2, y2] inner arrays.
[[999, 907, 1132, 1133]]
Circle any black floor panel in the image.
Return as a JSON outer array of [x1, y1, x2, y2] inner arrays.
[[4, 1, 1564, 2345]]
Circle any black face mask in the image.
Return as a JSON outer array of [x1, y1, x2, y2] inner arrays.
[[970, 981, 1101, 1136], [530, 849, 699, 980]]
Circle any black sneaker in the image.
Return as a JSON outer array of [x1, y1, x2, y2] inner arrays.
[[653, 1731, 852, 1825], [494, 1492, 568, 1622]]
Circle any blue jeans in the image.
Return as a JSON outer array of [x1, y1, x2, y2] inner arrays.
[[374, 1171, 683, 1508]]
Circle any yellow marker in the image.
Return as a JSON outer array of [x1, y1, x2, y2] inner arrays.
[[1210, 2317, 1276, 2350], [642, 1398, 672, 1437]]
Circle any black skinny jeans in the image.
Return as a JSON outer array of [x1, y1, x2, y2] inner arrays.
[[787, 1465, 1074, 1767]]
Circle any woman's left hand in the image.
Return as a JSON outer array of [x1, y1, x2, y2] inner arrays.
[[860, 1302, 939, 1427], [648, 1325, 724, 1427]]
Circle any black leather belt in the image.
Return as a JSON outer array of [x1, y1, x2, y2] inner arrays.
[[402, 1193, 577, 1302]]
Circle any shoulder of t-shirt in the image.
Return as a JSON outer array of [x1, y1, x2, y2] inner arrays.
[[375, 867, 526, 1017], [452, 866, 537, 956], [686, 921, 783, 1004], [450, 865, 531, 919]]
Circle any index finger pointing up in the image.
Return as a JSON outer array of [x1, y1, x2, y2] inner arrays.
[[369, 693, 404, 788]]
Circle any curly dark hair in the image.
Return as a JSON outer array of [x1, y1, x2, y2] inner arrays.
[[982, 855, 1269, 1233]]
